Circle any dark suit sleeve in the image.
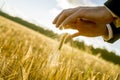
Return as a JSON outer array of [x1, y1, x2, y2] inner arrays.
[[104, 0, 120, 17], [104, 0, 120, 43]]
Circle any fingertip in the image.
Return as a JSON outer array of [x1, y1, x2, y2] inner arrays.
[[56, 24, 60, 28], [58, 25, 63, 30], [52, 21, 55, 24], [52, 20, 56, 24]]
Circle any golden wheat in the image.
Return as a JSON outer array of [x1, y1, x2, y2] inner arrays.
[[0, 16, 120, 80]]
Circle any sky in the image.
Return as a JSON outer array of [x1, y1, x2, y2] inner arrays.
[[0, 0, 120, 55]]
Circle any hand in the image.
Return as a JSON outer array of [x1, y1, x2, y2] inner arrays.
[[62, 19, 108, 38], [53, 6, 81, 27], [53, 6, 114, 28]]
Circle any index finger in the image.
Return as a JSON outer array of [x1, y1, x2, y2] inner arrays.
[[52, 11, 63, 24], [59, 10, 82, 27]]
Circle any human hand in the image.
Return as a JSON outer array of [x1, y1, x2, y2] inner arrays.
[[53, 6, 81, 27], [53, 6, 114, 28], [62, 19, 108, 38]]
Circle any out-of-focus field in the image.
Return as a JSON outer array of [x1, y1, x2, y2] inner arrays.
[[0, 16, 120, 80]]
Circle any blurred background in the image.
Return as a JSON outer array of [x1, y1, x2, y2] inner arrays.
[[0, 0, 120, 79], [0, 0, 120, 55]]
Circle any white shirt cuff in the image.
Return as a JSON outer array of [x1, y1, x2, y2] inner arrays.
[[103, 24, 113, 41]]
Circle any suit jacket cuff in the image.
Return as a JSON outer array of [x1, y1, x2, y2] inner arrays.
[[103, 24, 113, 41]]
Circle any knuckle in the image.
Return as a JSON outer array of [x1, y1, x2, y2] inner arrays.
[[79, 8, 87, 14], [62, 9, 70, 14], [62, 9, 67, 13]]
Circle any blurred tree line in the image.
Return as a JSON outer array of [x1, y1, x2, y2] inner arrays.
[[71, 40, 120, 65], [0, 11, 59, 39], [0, 11, 120, 65]]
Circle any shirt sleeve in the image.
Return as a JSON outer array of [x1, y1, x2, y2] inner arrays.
[[102, 24, 113, 41], [106, 22, 120, 43]]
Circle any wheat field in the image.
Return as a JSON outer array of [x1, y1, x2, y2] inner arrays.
[[0, 16, 120, 80]]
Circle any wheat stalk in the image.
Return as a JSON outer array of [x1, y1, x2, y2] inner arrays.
[[48, 33, 69, 68], [58, 33, 69, 50]]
